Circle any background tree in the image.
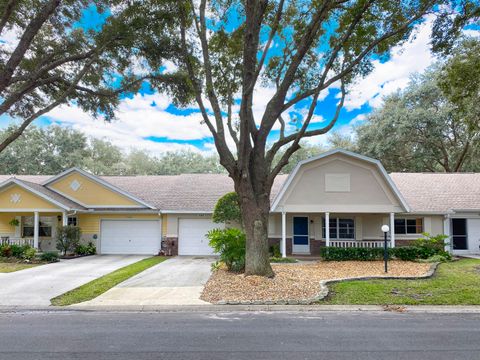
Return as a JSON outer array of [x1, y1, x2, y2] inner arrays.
[[121, 0, 468, 276], [0, 0, 176, 154], [356, 60, 480, 172]]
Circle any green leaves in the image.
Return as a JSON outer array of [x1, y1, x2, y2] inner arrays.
[[212, 192, 242, 225]]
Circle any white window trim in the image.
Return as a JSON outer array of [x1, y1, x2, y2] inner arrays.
[[322, 217, 355, 240]]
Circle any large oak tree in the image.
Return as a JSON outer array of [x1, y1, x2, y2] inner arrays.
[[122, 0, 476, 276]]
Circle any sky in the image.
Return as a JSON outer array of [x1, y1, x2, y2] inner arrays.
[[1, 5, 479, 155]]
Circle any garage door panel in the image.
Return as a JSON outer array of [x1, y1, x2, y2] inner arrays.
[[101, 220, 161, 255], [178, 218, 222, 255]]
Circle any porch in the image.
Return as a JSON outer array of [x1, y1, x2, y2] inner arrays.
[[269, 212, 427, 258], [0, 211, 72, 251]]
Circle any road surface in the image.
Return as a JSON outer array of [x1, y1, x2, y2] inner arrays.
[[0, 310, 478, 359]]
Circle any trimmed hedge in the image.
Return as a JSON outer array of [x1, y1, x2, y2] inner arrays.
[[319, 246, 442, 261]]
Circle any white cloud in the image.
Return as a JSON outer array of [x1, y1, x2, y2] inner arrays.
[[343, 16, 436, 111]]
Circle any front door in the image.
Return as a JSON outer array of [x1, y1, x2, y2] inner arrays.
[[293, 216, 309, 254], [452, 218, 468, 250]]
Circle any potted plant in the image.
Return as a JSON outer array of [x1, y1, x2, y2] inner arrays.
[[8, 218, 19, 227]]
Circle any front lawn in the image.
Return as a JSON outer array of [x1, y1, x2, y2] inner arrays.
[[51, 256, 166, 306], [322, 258, 480, 305], [0, 261, 39, 273]]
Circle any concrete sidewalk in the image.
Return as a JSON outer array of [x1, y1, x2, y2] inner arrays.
[[79, 256, 214, 306]]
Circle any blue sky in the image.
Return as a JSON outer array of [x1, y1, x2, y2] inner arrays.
[[2, 5, 478, 155]]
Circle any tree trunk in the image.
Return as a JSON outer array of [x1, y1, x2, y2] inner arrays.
[[236, 178, 274, 277]]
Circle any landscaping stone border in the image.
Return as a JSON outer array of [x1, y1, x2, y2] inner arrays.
[[215, 262, 439, 305]]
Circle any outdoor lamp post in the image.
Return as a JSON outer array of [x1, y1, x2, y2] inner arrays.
[[381, 224, 390, 273]]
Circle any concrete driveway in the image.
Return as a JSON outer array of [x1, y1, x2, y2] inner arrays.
[[0, 255, 146, 306], [80, 256, 214, 306]]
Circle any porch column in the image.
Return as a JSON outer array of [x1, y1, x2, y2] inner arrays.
[[281, 211, 287, 258], [62, 212, 68, 226], [33, 211, 39, 249], [443, 215, 451, 253], [325, 212, 330, 247], [389, 212, 395, 248]]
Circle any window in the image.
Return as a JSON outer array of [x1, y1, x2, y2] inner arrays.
[[67, 216, 78, 226], [22, 216, 53, 237], [394, 218, 423, 234], [322, 217, 355, 239]]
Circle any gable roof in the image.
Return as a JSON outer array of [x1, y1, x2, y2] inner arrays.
[[270, 149, 410, 212], [1, 161, 480, 214], [0, 178, 85, 210], [43, 167, 156, 209]]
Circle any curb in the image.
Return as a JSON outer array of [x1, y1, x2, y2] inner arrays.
[[213, 262, 440, 305]]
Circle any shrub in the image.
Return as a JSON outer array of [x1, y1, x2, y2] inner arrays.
[[269, 244, 281, 258], [212, 192, 242, 225], [0, 244, 12, 257], [75, 242, 96, 256], [207, 228, 246, 272], [320, 247, 387, 261], [10, 244, 25, 258], [22, 247, 37, 261], [40, 251, 59, 262], [414, 233, 449, 259], [390, 246, 420, 261], [56, 225, 82, 256]]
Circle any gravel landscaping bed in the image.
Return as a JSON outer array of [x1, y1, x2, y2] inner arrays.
[[200, 261, 432, 304]]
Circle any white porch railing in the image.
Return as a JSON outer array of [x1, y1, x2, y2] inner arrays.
[[0, 237, 35, 247], [330, 240, 390, 248]]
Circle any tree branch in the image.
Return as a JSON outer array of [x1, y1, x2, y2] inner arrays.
[[0, 0, 61, 92], [0, 0, 17, 35]]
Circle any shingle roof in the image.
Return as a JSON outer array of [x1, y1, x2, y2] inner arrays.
[[2, 172, 480, 214], [390, 173, 480, 213]]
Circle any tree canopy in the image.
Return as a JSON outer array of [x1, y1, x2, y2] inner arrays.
[[356, 39, 480, 172]]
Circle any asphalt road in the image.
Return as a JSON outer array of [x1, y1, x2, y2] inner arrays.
[[0, 310, 479, 360]]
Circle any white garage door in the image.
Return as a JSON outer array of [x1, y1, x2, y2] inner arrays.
[[178, 218, 222, 255], [101, 220, 161, 255]]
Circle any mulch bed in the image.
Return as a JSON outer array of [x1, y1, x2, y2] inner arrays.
[[200, 261, 432, 304]]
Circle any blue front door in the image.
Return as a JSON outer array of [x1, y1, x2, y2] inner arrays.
[[293, 217, 309, 254]]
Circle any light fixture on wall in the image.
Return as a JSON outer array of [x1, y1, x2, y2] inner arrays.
[[57, 215, 62, 222]]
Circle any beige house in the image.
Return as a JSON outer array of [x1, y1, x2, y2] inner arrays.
[[0, 149, 479, 256]]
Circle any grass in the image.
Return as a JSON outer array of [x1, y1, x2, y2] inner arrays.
[[0, 261, 39, 273], [321, 258, 480, 305], [51, 256, 166, 306]]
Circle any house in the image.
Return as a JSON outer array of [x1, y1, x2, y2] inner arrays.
[[0, 149, 479, 256]]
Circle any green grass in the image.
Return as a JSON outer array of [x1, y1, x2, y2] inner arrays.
[[51, 256, 166, 306], [0, 261, 39, 273], [321, 259, 480, 305]]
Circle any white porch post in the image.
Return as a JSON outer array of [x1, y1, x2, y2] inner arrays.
[[390, 212, 395, 248], [62, 211, 68, 226], [325, 212, 330, 247], [281, 211, 287, 258], [443, 215, 451, 253], [33, 211, 39, 249]]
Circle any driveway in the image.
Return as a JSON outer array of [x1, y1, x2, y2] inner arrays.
[[80, 256, 214, 306], [0, 255, 147, 306]]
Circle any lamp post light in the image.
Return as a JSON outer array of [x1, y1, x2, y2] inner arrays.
[[381, 224, 390, 273]]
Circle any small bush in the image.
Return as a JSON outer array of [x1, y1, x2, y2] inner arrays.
[[207, 228, 246, 272], [390, 246, 420, 261], [320, 247, 386, 261], [75, 242, 96, 256], [269, 244, 281, 258], [10, 244, 25, 258], [0, 245, 12, 257], [56, 225, 82, 256], [418, 253, 452, 263], [414, 233, 448, 259], [40, 251, 59, 262], [22, 247, 36, 261]]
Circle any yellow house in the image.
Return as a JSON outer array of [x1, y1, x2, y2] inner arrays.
[[1, 150, 479, 256]]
